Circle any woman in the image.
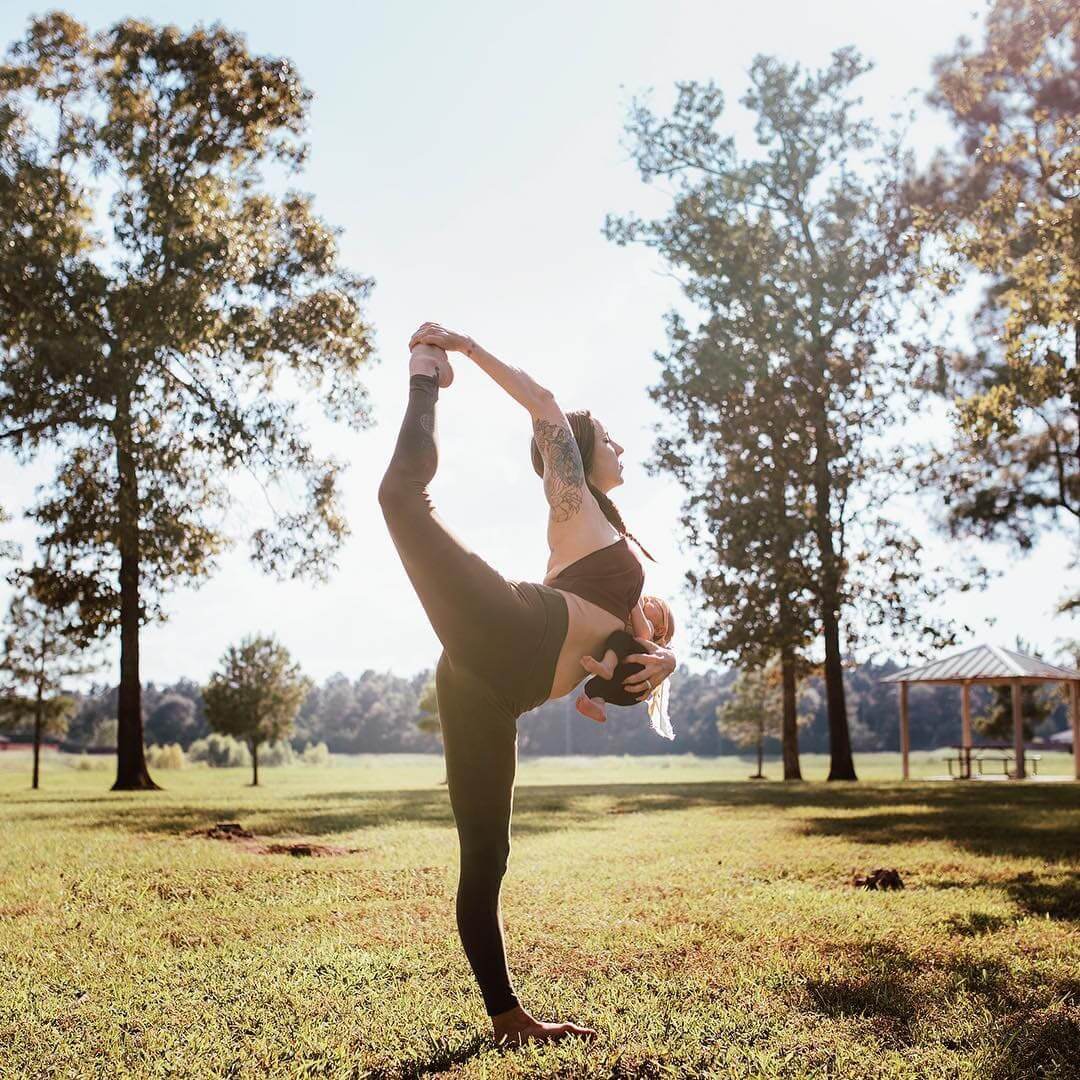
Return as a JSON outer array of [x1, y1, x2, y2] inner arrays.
[[378, 322, 677, 1047]]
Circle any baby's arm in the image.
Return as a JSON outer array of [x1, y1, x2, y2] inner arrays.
[[580, 647, 618, 680]]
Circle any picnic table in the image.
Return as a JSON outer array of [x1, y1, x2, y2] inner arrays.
[[943, 744, 1041, 779]]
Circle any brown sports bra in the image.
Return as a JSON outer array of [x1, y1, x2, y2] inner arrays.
[[544, 537, 645, 622]]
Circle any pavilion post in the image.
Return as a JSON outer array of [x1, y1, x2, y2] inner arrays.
[[961, 682, 972, 780], [1070, 680, 1079, 782], [900, 682, 910, 780], [1011, 682, 1025, 780]]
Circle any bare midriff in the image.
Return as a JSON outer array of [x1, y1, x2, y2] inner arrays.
[[542, 587, 628, 701]]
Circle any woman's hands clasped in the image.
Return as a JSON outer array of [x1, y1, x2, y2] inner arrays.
[[622, 638, 676, 701], [409, 322, 474, 355]]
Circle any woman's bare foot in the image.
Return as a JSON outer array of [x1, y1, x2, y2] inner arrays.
[[575, 693, 607, 723], [491, 1004, 597, 1047], [410, 343, 454, 388]]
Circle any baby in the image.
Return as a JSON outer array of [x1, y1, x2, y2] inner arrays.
[[575, 594, 675, 724]]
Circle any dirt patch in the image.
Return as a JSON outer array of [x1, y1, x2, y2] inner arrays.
[[853, 868, 905, 890], [196, 822, 255, 841], [261, 841, 357, 857], [190, 822, 361, 857]]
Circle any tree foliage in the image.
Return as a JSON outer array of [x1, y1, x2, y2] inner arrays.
[[911, 0, 1078, 597]]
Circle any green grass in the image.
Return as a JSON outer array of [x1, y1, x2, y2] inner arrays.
[[2, 754, 1078, 1078]]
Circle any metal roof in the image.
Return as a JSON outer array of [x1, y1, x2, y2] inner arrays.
[[881, 644, 1080, 683]]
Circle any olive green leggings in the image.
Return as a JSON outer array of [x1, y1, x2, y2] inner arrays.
[[378, 373, 569, 1016]]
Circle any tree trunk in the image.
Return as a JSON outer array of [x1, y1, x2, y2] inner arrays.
[[251, 741, 259, 786], [755, 734, 764, 779], [811, 395, 856, 781], [111, 386, 159, 791], [32, 685, 42, 790], [780, 645, 803, 781]]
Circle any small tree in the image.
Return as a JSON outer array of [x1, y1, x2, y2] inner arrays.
[[0, 550, 103, 788], [415, 673, 446, 785], [416, 675, 440, 737], [717, 657, 813, 779], [202, 634, 311, 786]]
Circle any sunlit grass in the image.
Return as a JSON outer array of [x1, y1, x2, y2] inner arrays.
[[2, 755, 1077, 1078]]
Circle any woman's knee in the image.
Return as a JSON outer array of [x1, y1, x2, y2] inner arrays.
[[459, 832, 512, 880], [378, 467, 433, 526]]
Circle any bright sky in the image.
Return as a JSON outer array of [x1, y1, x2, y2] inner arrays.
[[1, 0, 1075, 688]]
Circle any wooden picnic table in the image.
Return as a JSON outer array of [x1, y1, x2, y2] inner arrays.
[[943, 744, 1041, 778]]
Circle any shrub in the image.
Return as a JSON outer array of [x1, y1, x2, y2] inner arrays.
[[187, 733, 251, 768], [259, 739, 295, 767], [301, 741, 330, 765], [72, 752, 108, 771], [146, 743, 186, 769]]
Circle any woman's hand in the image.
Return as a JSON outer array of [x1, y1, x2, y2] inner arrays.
[[621, 639, 676, 701], [409, 322, 474, 355]]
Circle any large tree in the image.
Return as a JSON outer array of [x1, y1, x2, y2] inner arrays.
[[911, 0, 1078, 608], [0, 15, 377, 789], [605, 50, 961, 779], [202, 633, 311, 786]]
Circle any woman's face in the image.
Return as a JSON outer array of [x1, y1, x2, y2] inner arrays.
[[588, 418, 624, 493]]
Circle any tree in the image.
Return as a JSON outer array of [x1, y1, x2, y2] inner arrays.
[[717, 656, 813, 778], [975, 683, 1053, 742], [145, 693, 199, 747], [605, 50, 963, 780], [416, 674, 440, 736], [717, 664, 780, 779], [415, 673, 447, 784], [0, 14, 377, 789], [0, 548, 103, 788], [202, 633, 311, 786], [911, 0, 1079, 611]]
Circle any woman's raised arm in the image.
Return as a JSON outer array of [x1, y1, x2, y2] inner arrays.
[[409, 323, 550, 412]]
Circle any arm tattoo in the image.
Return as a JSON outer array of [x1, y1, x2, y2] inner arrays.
[[533, 417, 585, 523]]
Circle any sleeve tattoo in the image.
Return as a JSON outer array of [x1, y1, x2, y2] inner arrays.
[[533, 418, 585, 522]]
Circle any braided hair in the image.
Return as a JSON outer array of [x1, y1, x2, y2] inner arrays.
[[529, 409, 656, 563]]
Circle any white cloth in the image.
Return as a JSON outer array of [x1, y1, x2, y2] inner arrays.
[[646, 674, 674, 740]]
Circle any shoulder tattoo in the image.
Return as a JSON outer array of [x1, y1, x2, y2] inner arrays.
[[533, 417, 585, 522]]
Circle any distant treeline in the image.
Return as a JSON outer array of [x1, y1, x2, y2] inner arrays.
[[47, 661, 1070, 758]]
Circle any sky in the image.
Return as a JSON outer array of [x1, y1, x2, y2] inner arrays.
[[1, 0, 1076, 689]]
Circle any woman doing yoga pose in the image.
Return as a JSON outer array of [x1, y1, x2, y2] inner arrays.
[[377, 323, 677, 1046]]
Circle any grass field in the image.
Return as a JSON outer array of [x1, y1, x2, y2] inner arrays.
[[2, 753, 1078, 1078]]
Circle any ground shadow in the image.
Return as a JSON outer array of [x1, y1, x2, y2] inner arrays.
[[11, 780, 1079, 866], [362, 1032, 492, 1079], [796, 941, 1080, 1072]]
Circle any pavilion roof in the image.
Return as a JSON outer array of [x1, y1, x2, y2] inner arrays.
[[881, 644, 1080, 684]]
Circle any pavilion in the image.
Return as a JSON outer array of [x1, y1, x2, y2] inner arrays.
[[882, 644, 1080, 781]]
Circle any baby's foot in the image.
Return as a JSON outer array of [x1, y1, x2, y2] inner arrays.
[[580, 654, 616, 679], [575, 693, 606, 723], [409, 343, 454, 388]]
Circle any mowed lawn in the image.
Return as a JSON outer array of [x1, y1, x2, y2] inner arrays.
[[1, 754, 1078, 1079]]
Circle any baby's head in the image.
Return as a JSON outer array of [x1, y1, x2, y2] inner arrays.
[[642, 595, 675, 646]]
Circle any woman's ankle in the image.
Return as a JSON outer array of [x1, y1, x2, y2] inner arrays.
[[491, 1003, 531, 1030]]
